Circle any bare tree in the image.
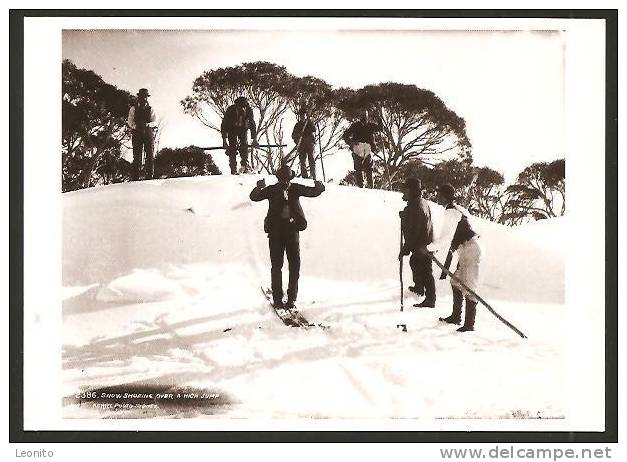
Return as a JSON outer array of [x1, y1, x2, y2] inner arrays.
[[181, 61, 293, 173], [502, 159, 565, 224]]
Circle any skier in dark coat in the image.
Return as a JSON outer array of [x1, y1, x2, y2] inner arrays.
[[221, 96, 259, 175], [398, 177, 436, 307], [291, 110, 317, 180], [342, 110, 381, 188], [250, 165, 325, 309], [427, 183, 482, 332], [127, 88, 157, 181]]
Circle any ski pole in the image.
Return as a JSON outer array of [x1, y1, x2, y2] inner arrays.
[[200, 144, 287, 151], [399, 222, 404, 312], [420, 249, 528, 339], [316, 121, 327, 182]]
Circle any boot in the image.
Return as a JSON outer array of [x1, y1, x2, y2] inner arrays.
[[440, 288, 463, 324], [408, 285, 424, 296], [285, 299, 296, 310], [457, 298, 477, 332], [272, 300, 284, 309], [413, 299, 435, 308]]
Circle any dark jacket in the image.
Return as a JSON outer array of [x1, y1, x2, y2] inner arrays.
[[447, 203, 478, 251], [292, 120, 316, 145], [221, 103, 257, 138], [400, 198, 433, 253], [343, 121, 381, 147], [250, 181, 325, 233], [133, 102, 153, 130]]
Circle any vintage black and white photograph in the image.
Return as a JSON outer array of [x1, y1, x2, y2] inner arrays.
[[15, 13, 612, 435]]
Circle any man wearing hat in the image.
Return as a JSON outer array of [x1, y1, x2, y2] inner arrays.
[[398, 177, 436, 307], [221, 96, 259, 175], [291, 109, 317, 180], [427, 183, 482, 332], [250, 165, 325, 309], [342, 109, 381, 188], [127, 88, 157, 181]]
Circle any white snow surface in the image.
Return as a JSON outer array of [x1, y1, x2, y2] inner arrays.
[[62, 175, 565, 420]]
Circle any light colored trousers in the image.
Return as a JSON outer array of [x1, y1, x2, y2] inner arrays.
[[451, 237, 482, 301]]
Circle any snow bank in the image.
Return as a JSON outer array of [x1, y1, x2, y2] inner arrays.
[[63, 175, 563, 305], [62, 176, 565, 420]]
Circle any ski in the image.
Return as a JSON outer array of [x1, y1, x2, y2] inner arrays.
[[260, 287, 328, 329]]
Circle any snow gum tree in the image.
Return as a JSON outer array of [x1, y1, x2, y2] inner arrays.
[[384, 159, 506, 222], [181, 61, 293, 173], [502, 158, 565, 224], [283, 77, 349, 179], [468, 167, 508, 223], [62, 59, 133, 191], [338, 82, 472, 188]]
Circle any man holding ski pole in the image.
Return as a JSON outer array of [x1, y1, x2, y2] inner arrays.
[[426, 183, 482, 332], [398, 177, 436, 308], [250, 164, 325, 309], [291, 108, 317, 180], [221, 96, 259, 175]]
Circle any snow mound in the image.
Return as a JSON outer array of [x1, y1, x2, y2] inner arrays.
[[62, 176, 565, 420], [96, 269, 190, 303], [63, 175, 563, 305]]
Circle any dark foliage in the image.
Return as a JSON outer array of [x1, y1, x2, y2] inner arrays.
[[154, 146, 221, 178], [62, 59, 133, 191]]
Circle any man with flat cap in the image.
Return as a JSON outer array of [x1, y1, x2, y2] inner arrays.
[[250, 165, 325, 309], [222, 96, 259, 175], [427, 183, 482, 332], [128, 88, 157, 181], [398, 177, 436, 307]]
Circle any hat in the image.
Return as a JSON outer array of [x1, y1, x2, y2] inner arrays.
[[402, 177, 422, 192], [276, 165, 295, 181], [234, 96, 248, 105], [137, 88, 150, 97], [437, 183, 456, 200]]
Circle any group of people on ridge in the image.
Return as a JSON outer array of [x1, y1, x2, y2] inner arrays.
[[128, 89, 482, 332], [221, 97, 383, 184], [128, 90, 382, 185]]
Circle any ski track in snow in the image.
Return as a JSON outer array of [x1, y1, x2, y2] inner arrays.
[[62, 176, 565, 419]]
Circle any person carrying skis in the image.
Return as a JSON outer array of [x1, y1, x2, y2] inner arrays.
[[398, 177, 436, 307], [427, 183, 482, 332], [250, 164, 325, 309], [291, 109, 317, 180], [127, 88, 157, 181], [342, 109, 381, 188], [221, 96, 259, 175]]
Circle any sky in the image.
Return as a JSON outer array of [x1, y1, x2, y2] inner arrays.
[[62, 29, 565, 181]]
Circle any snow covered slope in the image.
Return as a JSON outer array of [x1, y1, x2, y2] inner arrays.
[[62, 176, 565, 420]]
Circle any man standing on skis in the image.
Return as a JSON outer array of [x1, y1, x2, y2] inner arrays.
[[427, 183, 482, 332], [342, 109, 381, 188], [250, 164, 325, 309], [398, 177, 436, 308], [291, 109, 317, 180], [127, 88, 157, 181], [221, 96, 259, 175]]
